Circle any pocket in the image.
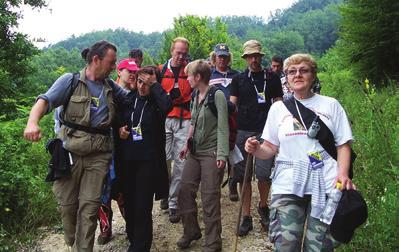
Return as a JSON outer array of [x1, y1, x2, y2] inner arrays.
[[63, 129, 92, 156], [268, 208, 280, 243], [66, 96, 89, 119]]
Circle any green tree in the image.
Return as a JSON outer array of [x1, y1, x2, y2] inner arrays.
[[0, 0, 46, 120], [267, 31, 305, 59], [159, 15, 228, 63], [340, 0, 399, 85]]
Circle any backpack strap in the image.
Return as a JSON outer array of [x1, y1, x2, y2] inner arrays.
[[283, 96, 355, 178], [158, 62, 168, 82]]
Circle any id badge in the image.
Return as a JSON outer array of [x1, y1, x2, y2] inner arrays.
[[257, 92, 266, 104], [131, 126, 143, 141], [308, 151, 324, 170]]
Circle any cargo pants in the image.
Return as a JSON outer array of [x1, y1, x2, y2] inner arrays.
[[52, 151, 111, 251], [165, 117, 190, 209], [269, 194, 340, 252], [178, 152, 225, 252]]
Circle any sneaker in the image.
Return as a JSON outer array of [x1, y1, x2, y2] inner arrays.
[[257, 203, 270, 230], [228, 178, 239, 202], [160, 198, 169, 210], [169, 208, 180, 223], [176, 233, 202, 249], [97, 234, 112, 245], [238, 216, 253, 237]]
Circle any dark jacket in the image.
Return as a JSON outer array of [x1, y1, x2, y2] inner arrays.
[[118, 83, 172, 200]]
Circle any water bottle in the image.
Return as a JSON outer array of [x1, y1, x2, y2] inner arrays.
[[320, 182, 343, 225]]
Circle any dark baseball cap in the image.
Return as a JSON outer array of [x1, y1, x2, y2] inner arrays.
[[330, 189, 368, 244], [214, 43, 230, 56]]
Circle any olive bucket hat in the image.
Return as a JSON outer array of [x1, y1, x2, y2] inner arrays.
[[241, 40, 265, 58]]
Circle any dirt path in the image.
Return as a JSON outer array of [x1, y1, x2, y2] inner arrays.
[[31, 181, 273, 251]]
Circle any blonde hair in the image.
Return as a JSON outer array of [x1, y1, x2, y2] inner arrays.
[[283, 53, 318, 75], [185, 59, 211, 83], [170, 37, 190, 52]]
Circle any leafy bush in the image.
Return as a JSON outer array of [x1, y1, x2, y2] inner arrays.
[[0, 115, 58, 251], [319, 48, 399, 251]]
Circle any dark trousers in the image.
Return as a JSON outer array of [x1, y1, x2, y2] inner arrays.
[[122, 160, 155, 252]]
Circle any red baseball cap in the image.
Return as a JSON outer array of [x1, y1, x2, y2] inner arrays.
[[117, 59, 139, 71]]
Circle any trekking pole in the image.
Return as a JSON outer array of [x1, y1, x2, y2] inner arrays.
[[232, 152, 253, 252]]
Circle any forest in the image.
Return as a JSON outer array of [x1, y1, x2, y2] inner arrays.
[[0, 0, 398, 251]]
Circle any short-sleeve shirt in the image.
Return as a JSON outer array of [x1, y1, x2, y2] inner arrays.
[[38, 72, 128, 127], [230, 68, 283, 132], [262, 94, 354, 195]]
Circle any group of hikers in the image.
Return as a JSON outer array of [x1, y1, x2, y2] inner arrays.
[[23, 36, 359, 252]]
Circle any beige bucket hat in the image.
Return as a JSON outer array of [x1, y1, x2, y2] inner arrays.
[[241, 39, 265, 58]]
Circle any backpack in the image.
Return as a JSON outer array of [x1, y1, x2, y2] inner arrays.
[[191, 85, 237, 150]]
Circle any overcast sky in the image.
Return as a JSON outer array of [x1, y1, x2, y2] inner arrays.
[[18, 0, 297, 47]]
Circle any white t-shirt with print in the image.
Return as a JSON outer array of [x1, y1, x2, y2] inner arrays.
[[262, 94, 354, 195]]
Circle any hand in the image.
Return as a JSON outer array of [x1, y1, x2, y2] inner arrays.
[[245, 136, 260, 154], [119, 125, 130, 140], [216, 160, 226, 169], [138, 73, 157, 87], [179, 144, 189, 160], [24, 122, 42, 142], [334, 171, 357, 190]]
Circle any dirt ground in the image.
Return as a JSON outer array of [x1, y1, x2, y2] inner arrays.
[[29, 180, 273, 252]]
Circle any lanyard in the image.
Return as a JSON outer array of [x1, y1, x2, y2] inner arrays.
[[130, 98, 148, 128], [248, 69, 267, 94]]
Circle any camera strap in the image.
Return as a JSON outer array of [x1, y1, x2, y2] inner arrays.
[[283, 95, 355, 178]]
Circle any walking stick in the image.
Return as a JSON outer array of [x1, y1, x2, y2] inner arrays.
[[232, 152, 253, 252]]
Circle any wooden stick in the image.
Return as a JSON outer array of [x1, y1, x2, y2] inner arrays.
[[232, 153, 253, 252]]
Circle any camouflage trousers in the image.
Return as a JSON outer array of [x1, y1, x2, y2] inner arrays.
[[269, 194, 340, 252]]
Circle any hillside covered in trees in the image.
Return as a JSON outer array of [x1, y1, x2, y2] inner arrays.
[[0, 0, 398, 251]]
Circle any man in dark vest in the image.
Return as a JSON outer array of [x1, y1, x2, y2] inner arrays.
[[24, 40, 128, 251]]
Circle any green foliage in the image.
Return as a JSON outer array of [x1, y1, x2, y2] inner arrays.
[[319, 48, 399, 251], [51, 28, 164, 60], [0, 115, 58, 251], [340, 0, 399, 85], [0, 0, 46, 121], [158, 15, 229, 63]]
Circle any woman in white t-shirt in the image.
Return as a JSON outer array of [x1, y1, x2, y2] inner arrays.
[[245, 54, 355, 252]]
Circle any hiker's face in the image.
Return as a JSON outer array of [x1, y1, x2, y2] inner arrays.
[[245, 53, 262, 71], [132, 57, 143, 67], [137, 77, 151, 97], [118, 69, 137, 90], [271, 61, 283, 74], [187, 73, 201, 89], [171, 41, 189, 67], [286, 62, 315, 93], [215, 55, 230, 71], [95, 49, 117, 79]]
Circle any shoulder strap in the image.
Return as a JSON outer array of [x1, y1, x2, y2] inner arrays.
[[59, 73, 80, 124], [159, 62, 168, 82], [283, 96, 338, 160], [206, 85, 218, 118]]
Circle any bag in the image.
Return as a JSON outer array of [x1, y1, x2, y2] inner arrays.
[[283, 96, 356, 178], [191, 85, 237, 150], [45, 138, 72, 182]]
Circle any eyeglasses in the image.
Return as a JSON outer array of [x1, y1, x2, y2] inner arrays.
[[287, 68, 311, 76]]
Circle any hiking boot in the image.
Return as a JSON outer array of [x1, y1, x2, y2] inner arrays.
[[258, 203, 270, 231], [169, 208, 180, 223], [97, 234, 112, 245], [228, 178, 239, 202], [160, 198, 169, 210], [176, 233, 202, 249], [238, 216, 253, 237]]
